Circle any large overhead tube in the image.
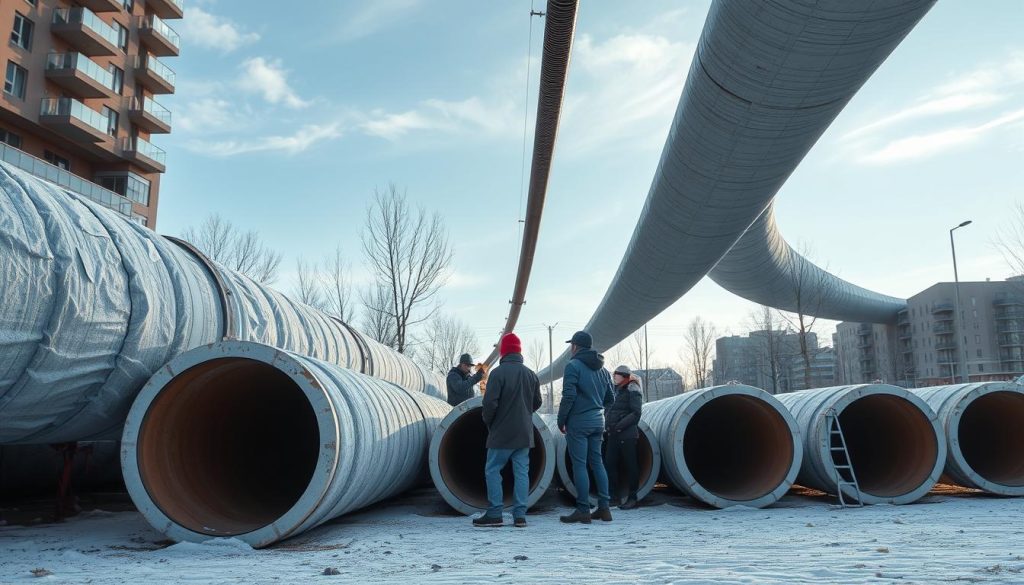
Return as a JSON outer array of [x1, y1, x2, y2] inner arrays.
[[915, 382, 1024, 496], [0, 163, 442, 445], [545, 417, 661, 505], [642, 385, 801, 508], [428, 397, 555, 516], [777, 385, 945, 504], [121, 341, 450, 548]]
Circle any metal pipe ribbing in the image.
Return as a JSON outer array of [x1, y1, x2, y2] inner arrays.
[[547, 417, 660, 505], [641, 385, 801, 508], [0, 163, 443, 445], [777, 385, 945, 504], [428, 396, 555, 516], [120, 341, 450, 548], [915, 382, 1024, 495]]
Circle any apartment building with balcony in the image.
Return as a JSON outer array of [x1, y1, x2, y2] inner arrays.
[[1, 0, 181, 228], [835, 279, 1024, 387]]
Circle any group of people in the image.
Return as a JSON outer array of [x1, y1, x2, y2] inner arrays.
[[445, 330, 643, 528]]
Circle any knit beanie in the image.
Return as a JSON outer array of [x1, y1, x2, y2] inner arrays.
[[499, 333, 522, 356]]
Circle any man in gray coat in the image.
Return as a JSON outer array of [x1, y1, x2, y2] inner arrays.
[[475, 333, 542, 528]]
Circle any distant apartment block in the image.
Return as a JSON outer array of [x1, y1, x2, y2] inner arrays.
[[835, 280, 1024, 387], [0, 0, 182, 228], [712, 329, 831, 394], [633, 368, 685, 402]]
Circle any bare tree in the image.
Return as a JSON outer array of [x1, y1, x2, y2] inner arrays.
[[996, 202, 1024, 278], [181, 214, 282, 284], [627, 328, 654, 392], [527, 338, 546, 372], [748, 305, 785, 394], [777, 244, 832, 391], [361, 283, 397, 348], [362, 185, 452, 353], [293, 258, 325, 310], [683, 316, 717, 389], [421, 314, 480, 374], [322, 245, 355, 323]]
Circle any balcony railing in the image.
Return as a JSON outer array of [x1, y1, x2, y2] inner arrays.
[[40, 97, 110, 136], [933, 323, 955, 334], [127, 136, 166, 164], [129, 96, 171, 124], [997, 322, 1024, 333], [45, 52, 115, 91], [138, 14, 180, 55], [135, 54, 176, 90], [0, 143, 132, 216], [935, 342, 958, 351], [995, 310, 1024, 320], [52, 7, 120, 50], [932, 303, 954, 313]]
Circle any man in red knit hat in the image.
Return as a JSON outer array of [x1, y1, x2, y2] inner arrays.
[[476, 332, 542, 528]]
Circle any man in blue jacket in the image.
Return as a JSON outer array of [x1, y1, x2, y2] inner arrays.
[[557, 330, 615, 524], [446, 353, 483, 406]]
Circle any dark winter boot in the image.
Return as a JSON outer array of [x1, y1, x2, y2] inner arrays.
[[619, 497, 639, 510], [472, 514, 503, 527], [559, 509, 592, 524], [590, 507, 613, 522], [513, 517, 527, 528]]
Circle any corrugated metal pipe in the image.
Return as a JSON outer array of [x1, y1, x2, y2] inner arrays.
[[428, 396, 556, 516], [915, 382, 1024, 496], [544, 416, 661, 505], [777, 384, 946, 504], [120, 341, 450, 548], [641, 385, 801, 508], [0, 163, 443, 445]]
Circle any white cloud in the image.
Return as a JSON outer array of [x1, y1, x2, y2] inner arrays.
[[857, 108, 1024, 165], [179, 7, 260, 52], [843, 92, 1005, 141], [238, 57, 309, 109], [186, 123, 342, 157], [334, 0, 421, 42], [360, 97, 517, 141], [175, 98, 242, 133]]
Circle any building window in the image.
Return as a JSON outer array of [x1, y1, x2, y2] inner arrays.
[[10, 13, 33, 51], [4, 61, 27, 99], [116, 22, 128, 52], [978, 364, 984, 373], [977, 349, 983, 358], [0, 127, 22, 148], [44, 150, 70, 171], [971, 297, 976, 307], [108, 64, 124, 94], [975, 334, 981, 344], [102, 106, 118, 136], [123, 0, 134, 12], [97, 172, 151, 206], [25, 0, 38, 6]]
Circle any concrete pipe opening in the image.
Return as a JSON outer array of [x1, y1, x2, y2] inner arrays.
[[837, 394, 939, 498], [682, 395, 795, 502], [135, 358, 320, 537], [435, 405, 548, 511], [958, 391, 1024, 488], [559, 431, 657, 502]]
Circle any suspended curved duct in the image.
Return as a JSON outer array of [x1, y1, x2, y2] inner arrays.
[[547, 417, 661, 505], [539, 0, 936, 382], [709, 203, 906, 323], [428, 396, 556, 516], [915, 382, 1024, 496], [641, 385, 801, 508], [0, 163, 443, 445], [777, 384, 945, 504], [120, 341, 450, 548]]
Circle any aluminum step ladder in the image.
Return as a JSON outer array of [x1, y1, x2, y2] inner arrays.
[[825, 408, 863, 508]]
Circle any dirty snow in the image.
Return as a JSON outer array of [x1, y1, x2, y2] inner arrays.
[[1, 487, 1022, 584]]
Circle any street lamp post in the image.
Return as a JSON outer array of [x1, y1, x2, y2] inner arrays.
[[950, 220, 972, 384]]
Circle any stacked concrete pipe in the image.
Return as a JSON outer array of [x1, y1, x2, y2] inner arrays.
[[120, 341, 450, 548], [915, 382, 1024, 496], [777, 384, 945, 504], [428, 396, 556, 516], [545, 416, 661, 506], [641, 385, 801, 508]]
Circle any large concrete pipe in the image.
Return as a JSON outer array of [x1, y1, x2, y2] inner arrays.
[[428, 396, 555, 516], [777, 384, 945, 504], [642, 385, 801, 508], [0, 163, 442, 445], [547, 417, 661, 505], [915, 382, 1024, 496], [120, 341, 450, 548]]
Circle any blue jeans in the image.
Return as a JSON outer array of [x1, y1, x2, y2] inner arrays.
[[484, 447, 530, 519], [566, 426, 610, 513]]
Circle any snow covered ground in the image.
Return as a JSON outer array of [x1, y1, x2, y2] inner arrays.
[[1, 486, 1023, 584]]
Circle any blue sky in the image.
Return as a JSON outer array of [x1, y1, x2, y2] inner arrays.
[[157, 0, 1024, 374]]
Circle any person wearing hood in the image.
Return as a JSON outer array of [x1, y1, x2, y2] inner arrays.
[[604, 365, 643, 510], [474, 333, 542, 528], [557, 330, 615, 524], [446, 353, 484, 406]]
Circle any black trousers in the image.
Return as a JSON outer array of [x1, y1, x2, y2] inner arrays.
[[604, 434, 639, 502]]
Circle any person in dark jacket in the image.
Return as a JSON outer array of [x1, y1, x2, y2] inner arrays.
[[446, 353, 483, 406], [475, 333, 542, 528], [557, 330, 615, 524], [604, 365, 643, 509]]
